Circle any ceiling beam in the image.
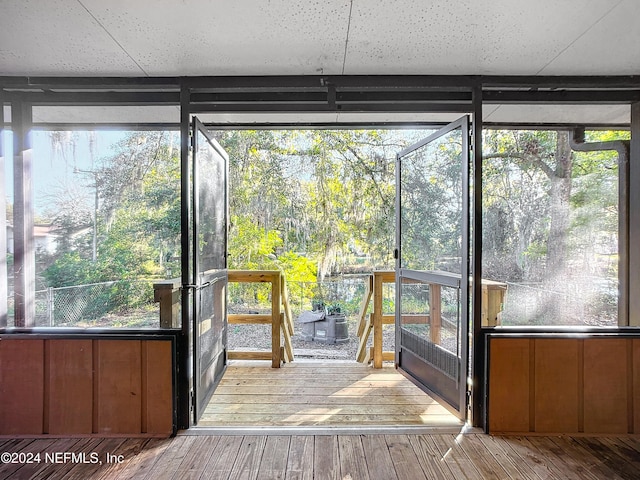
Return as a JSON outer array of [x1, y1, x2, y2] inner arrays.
[[2, 74, 639, 93], [3, 91, 180, 106]]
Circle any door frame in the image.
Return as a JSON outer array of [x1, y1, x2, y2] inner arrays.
[[175, 84, 486, 430]]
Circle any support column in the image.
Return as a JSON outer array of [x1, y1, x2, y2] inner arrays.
[[0, 96, 7, 326], [178, 85, 191, 429], [630, 102, 640, 326], [471, 85, 484, 428], [12, 100, 34, 327]]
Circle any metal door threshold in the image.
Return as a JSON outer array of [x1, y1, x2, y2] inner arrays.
[[180, 424, 474, 436]]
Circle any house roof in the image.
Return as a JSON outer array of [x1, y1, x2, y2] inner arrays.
[[6, 224, 60, 237]]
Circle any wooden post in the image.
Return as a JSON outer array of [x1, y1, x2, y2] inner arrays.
[[429, 283, 442, 345], [356, 271, 394, 366], [356, 314, 373, 363], [281, 313, 293, 363], [483, 282, 506, 327], [271, 272, 282, 368], [281, 275, 294, 336], [12, 100, 35, 327], [154, 279, 181, 328], [373, 272, 384, 368], [226, 270, 293, 365], [356, 275, 373, 338]]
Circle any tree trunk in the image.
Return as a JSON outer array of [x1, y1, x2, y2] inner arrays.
[[545, 131, 573, 285]]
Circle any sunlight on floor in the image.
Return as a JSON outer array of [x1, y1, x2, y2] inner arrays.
[[200, 361, 464, 428]]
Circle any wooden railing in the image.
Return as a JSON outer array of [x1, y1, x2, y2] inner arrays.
[[227, 270, 294, 368], [356, 271, 396, 369], [356, 271, 507, 369], [153, 270, 294, 368], [154, 278, 181, 329]]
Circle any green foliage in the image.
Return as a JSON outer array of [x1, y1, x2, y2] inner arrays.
[[40, 126, 623, 328], [276, 251, 316, 283], [42, 131, 180, 319], [42, 252, 93, 287], [216, 128, 423, 280], [228, 214, 283, 270], [399, 129, 463, 272], [44, 131, 181, 286]]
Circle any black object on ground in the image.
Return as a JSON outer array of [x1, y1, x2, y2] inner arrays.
[[298, 304, 349, 344]]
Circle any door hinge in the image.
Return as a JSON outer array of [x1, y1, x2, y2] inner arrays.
[[190, 390, 195, 411]]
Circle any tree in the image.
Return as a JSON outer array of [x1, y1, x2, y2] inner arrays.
[[398, 128, 464, 273], [43, 131, 181, 287], [214, 129, 420, 281], [482, 129, 622, 325], [304, 130, 402, 277]]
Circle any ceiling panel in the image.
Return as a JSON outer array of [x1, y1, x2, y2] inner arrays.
[[539, 0, 640, 75], [1, 0, 637, 77], [79, 0, 352, 76], [344, 0, 626, 75], [0, 0, 142, 75]]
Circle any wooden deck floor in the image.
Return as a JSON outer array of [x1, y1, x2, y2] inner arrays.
[[199, 360, 463, 428], [2, 434, 640, 479]]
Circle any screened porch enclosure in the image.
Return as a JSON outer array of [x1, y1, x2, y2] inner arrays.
[[1, 126, 623, 332], [1, 76, 640, 436]]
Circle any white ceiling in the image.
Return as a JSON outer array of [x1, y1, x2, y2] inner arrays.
[[1, 0, 638, 125], [1, 0, 638, 77]]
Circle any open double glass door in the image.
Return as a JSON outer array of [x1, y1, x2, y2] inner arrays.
[[395, 116, 471, 420], [186, 117, 229, 425]]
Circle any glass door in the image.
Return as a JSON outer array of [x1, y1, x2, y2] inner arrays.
[[395, 116, 471, 419]]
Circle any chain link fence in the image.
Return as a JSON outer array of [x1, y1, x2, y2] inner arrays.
[[5, 275, 618, 329], [8, 280, 159, 328]]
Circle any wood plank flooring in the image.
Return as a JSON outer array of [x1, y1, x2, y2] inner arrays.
[[2, 434, 640, 479], [199, 360, 463, 428]]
